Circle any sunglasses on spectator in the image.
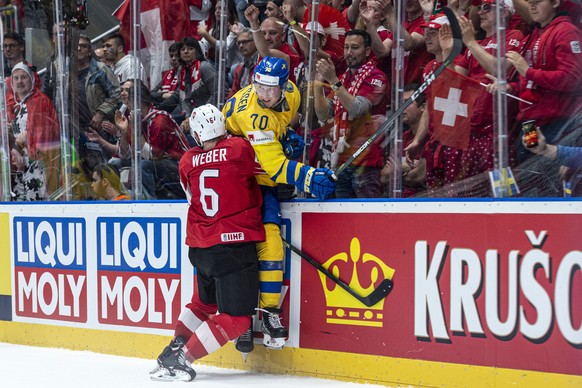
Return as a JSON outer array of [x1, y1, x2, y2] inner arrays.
[[3, 43, 19, 49], [236, 39, 253, 46], [479, 3, 494, 12]]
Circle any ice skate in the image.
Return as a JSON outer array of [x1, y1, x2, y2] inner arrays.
[[150, 336, 196, 381], [259, 308, 288, 350], [235, 325, 254, 361]]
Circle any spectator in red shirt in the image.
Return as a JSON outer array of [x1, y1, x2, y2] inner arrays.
[[314, 29, 390, 198], [490, 0, 582, 163], [451, 0, 525, 178]]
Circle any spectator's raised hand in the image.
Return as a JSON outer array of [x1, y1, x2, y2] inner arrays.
[[90, 111, 104, 132], [506, 51, 529, 77], [361, 4, 380, 28], [483, 74, 512, 94], [114, 110, 129, 133], [281, 3, 295, 23], [244, 4, 261, 29], [459, 16, 476, 45], [315, 58, 338, 83], [85, 128, 103, 143], [101, 121, 118, 137], [439, 23, 453, 58], [419, 0, 435, 18]]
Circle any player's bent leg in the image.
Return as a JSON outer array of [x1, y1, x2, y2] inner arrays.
[[173, 291, 218, 342]]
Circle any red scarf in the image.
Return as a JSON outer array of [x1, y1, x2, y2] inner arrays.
[[160, 67, 180, 93], [332, 59, 377, 152], [178, 60, 202, 99]]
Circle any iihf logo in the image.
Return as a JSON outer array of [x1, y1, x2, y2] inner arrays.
[[319, 238, 395, 328]]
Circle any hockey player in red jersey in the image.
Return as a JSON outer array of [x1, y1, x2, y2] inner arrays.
[[150, 104, 265, 382]]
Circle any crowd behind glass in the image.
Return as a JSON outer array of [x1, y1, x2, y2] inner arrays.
[[1, 0, 580, 201]]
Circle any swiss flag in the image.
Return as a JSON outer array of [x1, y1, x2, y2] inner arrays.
[[428, 68, 482, 150], [113, 0, 191, 87]]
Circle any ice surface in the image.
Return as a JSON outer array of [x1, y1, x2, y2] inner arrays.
[[0, 342, 385, 387]]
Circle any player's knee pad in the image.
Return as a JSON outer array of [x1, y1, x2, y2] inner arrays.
[[215, 263, 259, 316]]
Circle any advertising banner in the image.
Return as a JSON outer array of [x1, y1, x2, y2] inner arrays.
[[299, 212, 582, 376]]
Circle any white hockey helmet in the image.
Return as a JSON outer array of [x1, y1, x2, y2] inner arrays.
[[188, 104, 226, 146]]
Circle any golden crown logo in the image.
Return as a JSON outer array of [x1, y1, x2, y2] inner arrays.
[[319, 237, 395, 328]]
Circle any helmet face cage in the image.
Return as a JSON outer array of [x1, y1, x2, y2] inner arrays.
[[188, 104, 226, 147]]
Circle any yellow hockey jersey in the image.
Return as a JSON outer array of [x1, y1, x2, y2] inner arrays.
[[223, 82, 302, 187]]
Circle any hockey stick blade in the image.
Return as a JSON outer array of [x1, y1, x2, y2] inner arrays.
[[334, 6, 462, 179], [282, 238, 393, 307]]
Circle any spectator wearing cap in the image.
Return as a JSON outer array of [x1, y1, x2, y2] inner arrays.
[[158, 36, 218, 126], [314, 29, 389, 198], [489, 0, 582, 163], [449, 0, 525, 180], [3, 32, 24, 77], [115, 82, 190, 199], [227, 28, 259, 99], [91, 163, 130, 200], [9, 62, 60, 201], [406, 14, 466, 194]]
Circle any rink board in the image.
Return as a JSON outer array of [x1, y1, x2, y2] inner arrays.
[[0, 200, 581, 387]]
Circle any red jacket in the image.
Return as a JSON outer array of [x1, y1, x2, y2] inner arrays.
[[513, 15, 582, 124]]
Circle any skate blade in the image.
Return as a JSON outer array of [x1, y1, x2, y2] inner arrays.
[[262, 335, 285, 350], [149, 366, 193, 382]]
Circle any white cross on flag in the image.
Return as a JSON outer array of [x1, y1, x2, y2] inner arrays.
[[428, 68, 482, 150]]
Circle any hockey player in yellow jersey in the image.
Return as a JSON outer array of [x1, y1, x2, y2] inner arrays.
[[223, 56, 336, 353]]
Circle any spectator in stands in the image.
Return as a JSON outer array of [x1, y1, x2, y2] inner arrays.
[[449, 0, 524, 180], [406, 14, 465, 194], [197, 0, 244, 86], [77, 34, 122, 171], [314, 29, 389, 198], [265, 0, 284, 19], [151, 42, 183, 104], [381, 84, 427, 197], [3, 32, 25, 77], [368, 0, 434, 84], [245, 4, 302, 83], [102, 33, 147, 85], [91, 163, 130, 200], [9, 62, 60, 201], [227, 28, 259, 99], [501, 0, 582, 162], [158, 37, 218, 125], [115, 82, 190, 199]]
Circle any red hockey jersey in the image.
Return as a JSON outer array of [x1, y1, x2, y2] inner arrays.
[[179, 136, 265, 248]]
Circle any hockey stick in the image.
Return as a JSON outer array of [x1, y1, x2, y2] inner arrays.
[[334, 6, 463, 178], [282, 238, 393, 307]]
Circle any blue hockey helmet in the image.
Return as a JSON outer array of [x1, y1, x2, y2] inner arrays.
[[253, 56, 289, 88]]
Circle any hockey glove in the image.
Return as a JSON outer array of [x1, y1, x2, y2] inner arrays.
[[281, 128, 305, 160], [295, 166, 336, 200]]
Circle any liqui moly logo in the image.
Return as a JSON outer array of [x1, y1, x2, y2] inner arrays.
[[13, 217, 87, 322], [96, 218, 182, 329]]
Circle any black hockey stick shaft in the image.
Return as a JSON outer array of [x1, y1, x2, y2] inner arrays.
[[334, 7, 463, 179], [282, 238, 393, 307]]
